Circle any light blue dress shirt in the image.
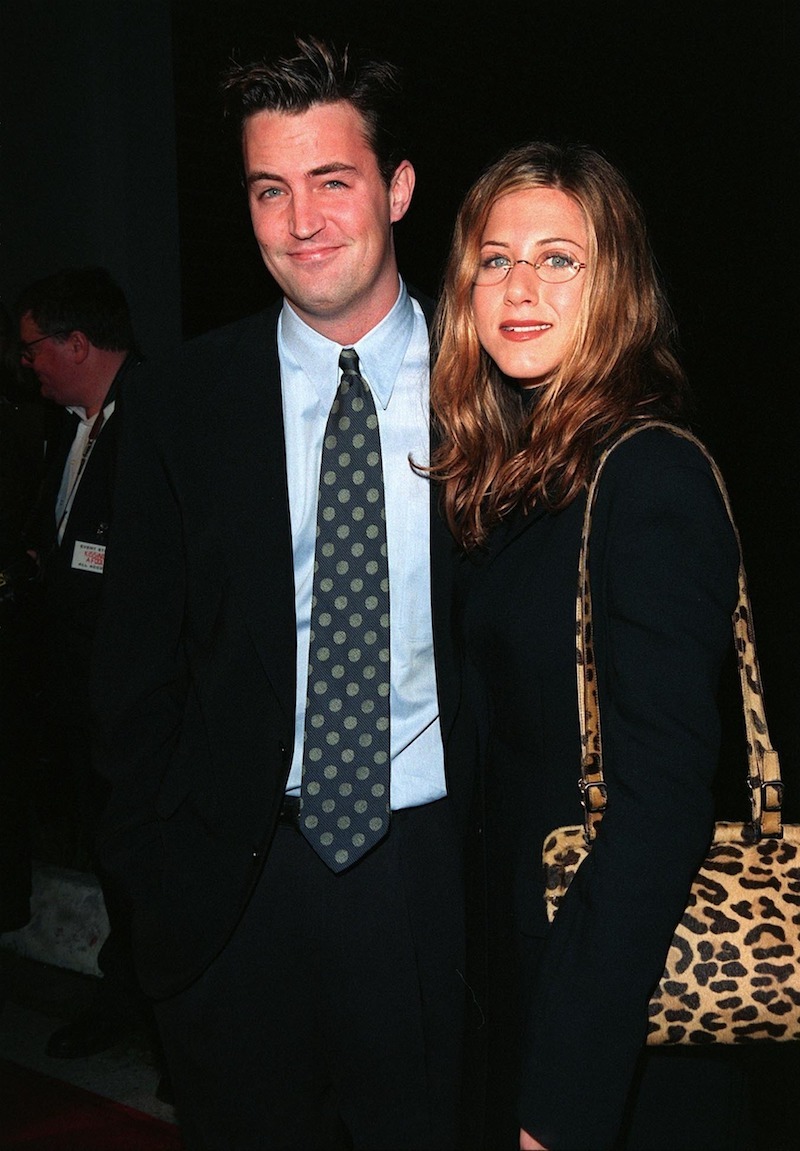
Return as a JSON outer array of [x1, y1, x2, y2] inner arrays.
[[279, 279, 447, 809]]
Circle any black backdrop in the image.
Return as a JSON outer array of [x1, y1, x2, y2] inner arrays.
[[2, 1, 797, 1139], [171, 0, 798, 802], [171, 7, 800, 1133]]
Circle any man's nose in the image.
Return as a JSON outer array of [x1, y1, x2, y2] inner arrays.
[[289, 192, 324, 239]]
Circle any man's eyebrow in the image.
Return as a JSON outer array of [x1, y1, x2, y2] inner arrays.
[[246, 162, 358, 186], [308, 162, 358, 178]]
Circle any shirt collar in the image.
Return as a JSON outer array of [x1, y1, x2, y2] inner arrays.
[[65, 352, 133, 423], [278, 278, 415, 410], [66, 399, 116, 425]]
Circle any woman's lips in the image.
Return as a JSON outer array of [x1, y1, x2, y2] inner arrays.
[[499, 321, 552, 338]]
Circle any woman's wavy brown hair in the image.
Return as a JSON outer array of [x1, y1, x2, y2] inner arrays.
[[428, 141, 690, 550]]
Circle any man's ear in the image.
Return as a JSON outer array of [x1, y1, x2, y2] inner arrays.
[[389, 160, 415, 224], [67, 330, 92, 364]]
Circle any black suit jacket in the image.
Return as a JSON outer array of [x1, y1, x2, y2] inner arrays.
[[26, 355, 139, 720], [91, 299, 476, 1000], [459, 427, 741, 1148]]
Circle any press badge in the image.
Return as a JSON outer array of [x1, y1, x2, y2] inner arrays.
[[72, 540, 106, 574]]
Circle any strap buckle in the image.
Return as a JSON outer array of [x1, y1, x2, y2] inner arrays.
[[579, 774, 607, 815], [748, 775, 784, 812]]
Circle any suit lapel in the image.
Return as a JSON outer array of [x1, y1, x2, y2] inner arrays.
[[417, 286, 463, 749], [209, 306, 297, 722]]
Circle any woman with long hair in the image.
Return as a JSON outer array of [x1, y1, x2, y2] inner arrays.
[[429, 142, 752, 1149]]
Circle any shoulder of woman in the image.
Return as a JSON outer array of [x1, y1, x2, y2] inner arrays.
[[592, 424, 735, 544], [600, 424, 717, 480]]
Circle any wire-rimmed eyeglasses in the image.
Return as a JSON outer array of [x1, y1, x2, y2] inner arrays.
[[19, 331, 69, 364], [473, 250, 586, 287]]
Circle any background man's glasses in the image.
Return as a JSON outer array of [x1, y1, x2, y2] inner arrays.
[[19, 331, 69, 364]]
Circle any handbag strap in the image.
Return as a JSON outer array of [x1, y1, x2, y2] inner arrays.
[[576, 420, 783, 844]]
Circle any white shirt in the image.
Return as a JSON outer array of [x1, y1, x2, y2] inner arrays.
[[55, 401, 115, 542]]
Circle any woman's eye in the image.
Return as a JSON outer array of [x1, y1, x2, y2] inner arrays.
[[481, 254, 512, 270], [540, 251, 575, 270]]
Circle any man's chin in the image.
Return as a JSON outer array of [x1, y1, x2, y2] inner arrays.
[[285, 292, 347, 323]]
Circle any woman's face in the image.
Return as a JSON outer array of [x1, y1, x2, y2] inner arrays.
[[471, 186, 588, 387]]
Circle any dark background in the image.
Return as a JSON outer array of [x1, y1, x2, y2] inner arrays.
[[182, 0, 800, 819], [2, 0, 798, 1138], [2, 0, 797, 816], [8, 0, 795, 791], [2, 0, 797, 800]]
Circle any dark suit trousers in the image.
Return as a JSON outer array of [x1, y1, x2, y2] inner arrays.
[[154, 797, 466, 1151]]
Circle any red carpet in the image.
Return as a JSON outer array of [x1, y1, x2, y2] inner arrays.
[[0, 1058, 185, 1150]]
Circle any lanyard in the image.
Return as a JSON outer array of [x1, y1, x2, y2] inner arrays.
[[56, 407, 106, 544]]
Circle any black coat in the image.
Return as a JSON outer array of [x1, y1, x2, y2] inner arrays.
[[25, 355, 139, 721], [90, 300, 477, 1000], [460, 427, 741, 1149]]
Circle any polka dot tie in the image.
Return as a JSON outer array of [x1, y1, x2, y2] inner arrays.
[[300, 348, 391, 872]]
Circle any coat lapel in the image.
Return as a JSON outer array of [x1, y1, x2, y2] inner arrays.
[[208, 306, 297, 722]]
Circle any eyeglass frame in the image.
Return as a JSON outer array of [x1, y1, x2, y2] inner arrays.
[[19, 331, 70, 364], [473, 253, 586, 287]]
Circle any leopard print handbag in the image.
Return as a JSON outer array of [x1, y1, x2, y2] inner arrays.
[[542, 422, 800, 1045]]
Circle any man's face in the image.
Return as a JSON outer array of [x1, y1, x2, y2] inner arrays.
[[18, 313, 79, 407], [243, 101, 414, 343]]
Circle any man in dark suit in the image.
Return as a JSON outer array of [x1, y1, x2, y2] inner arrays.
[[17, 266, 151, 1058], [90, 37, 476, 1150]]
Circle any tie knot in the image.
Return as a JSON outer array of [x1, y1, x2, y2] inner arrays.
[[339, 347, 360, 375]]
